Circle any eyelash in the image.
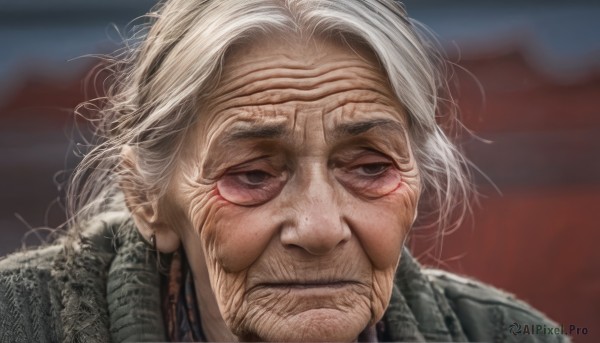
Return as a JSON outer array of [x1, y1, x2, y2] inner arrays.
[[349, 162, 392, 178], [231, 170, 275, 188]]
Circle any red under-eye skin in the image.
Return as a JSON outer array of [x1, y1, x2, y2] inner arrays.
[[217, 152, 401, 204], [217, 164, 287, 206], [333, 154, 402, 198]]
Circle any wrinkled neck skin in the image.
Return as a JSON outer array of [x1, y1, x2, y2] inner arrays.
[[166, 33, 421, 342], [192, 244, 239, 341]]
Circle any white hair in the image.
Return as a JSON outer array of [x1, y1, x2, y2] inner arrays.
[[68, 0, 473, 239]]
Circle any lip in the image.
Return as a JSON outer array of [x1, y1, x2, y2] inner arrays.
[[257, 280, 360, 289]]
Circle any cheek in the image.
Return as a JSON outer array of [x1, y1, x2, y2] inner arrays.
[[347, 184, 418, 270], [175, 179, 270, 273], [346, 184, 418, 323], [201, 200, 280, 273], [184, 187, 283, 323]]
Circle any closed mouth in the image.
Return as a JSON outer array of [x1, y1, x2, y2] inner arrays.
[[259, 280, 360, 289]]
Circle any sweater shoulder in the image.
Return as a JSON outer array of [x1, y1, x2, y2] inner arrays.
[[424, 269, 571, 343], [0, 244, 64, 342], [0, 244, 62, 272]]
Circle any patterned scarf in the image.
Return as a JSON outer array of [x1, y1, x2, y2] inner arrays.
[[162, 250, 205, 341]]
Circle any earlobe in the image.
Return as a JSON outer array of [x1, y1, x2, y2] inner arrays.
[[128, 196, 181, 253], [120, 145, 181, 253]]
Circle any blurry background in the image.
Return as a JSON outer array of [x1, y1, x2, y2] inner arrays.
[[0, 0, 598, 341]]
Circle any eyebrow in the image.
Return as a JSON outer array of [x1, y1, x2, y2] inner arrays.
[[218, 118, 406, 146], [221, 122, 288, 144], [333, 118, 406, 138]]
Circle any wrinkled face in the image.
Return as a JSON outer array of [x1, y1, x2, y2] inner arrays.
[[169, 35, 420, 341]]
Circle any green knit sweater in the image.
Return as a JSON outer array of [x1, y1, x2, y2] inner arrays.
[[0, 211, 569, 342]]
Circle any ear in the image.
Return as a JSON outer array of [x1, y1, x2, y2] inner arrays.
[[120, 145, 180, 253]]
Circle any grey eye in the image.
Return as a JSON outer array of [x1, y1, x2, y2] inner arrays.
[[356, 163, 389, 176], [239, 170, 272, 185]]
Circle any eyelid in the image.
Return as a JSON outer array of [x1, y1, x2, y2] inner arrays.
[[224, 155, 278, 174], [335, 148, 394, 167], [350, 153, 391, 164], [228, 165, 275, 176]]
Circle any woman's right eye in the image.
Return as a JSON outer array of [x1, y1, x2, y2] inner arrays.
[[234, 170, 273, 187], [217, 166, 286, 206]]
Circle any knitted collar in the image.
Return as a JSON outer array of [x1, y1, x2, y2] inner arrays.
[[52, 211, 467, 342]]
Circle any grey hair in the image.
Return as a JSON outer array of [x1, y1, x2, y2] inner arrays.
[[67, 0, 473, 238]]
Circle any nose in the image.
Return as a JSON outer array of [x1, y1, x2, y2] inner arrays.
[[280, 168, 350, 256]]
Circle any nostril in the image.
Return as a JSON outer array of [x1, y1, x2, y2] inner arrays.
[[280, 224, 350, 256], [305, 240, 338, 256]]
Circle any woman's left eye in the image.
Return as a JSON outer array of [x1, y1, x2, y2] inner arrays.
[[353, 163, 390, 177], [334, 153, 402, 198]]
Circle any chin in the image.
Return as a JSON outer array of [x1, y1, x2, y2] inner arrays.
[[243, 308, 370, 342]]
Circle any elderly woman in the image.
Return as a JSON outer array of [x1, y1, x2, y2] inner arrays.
[[0, 1, 567, 342]]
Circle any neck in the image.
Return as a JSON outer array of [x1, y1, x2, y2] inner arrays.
[[192, 249, 238, 342]]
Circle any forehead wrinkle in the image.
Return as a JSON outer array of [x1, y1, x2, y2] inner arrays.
[[290, 107, 328, 148], [209, 71, 391, 115], [320, 94, 399, 117], [196, 35, 407, 159], [224, 56, 368, 80], [208, 87, 395, 117], [203, 104, 281, 133], [216, 59, 383, 97], [203, 36, 400, 135]]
